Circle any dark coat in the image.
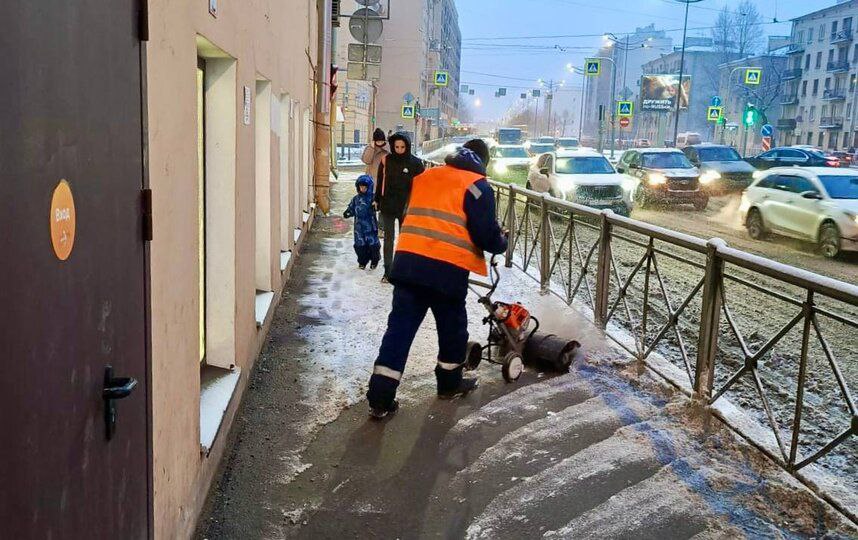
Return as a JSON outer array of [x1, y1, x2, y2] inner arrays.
[[374, 133, 425, 217], [344, 175, 381, 248], [389, 147, 508, 300]]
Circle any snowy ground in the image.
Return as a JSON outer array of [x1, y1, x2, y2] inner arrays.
[[195, 173, 856, 539]]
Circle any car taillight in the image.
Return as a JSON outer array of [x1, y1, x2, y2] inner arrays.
[[828, 159, 840, 167]]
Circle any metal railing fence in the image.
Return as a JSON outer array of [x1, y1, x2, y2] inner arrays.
[[491, 181, 857, 481]]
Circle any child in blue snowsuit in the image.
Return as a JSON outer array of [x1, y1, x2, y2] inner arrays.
[[343, 175, 381, 269]]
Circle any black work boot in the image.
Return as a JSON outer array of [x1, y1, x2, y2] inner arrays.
[[438, 377, 479, 400], [369, 399, 399, 420]]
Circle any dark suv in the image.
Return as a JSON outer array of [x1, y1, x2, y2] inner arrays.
[[616, 149, 709, 210], [683, 144, 756, 193]]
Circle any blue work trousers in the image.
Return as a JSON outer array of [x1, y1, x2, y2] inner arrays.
[[367, 283, 468, 409]]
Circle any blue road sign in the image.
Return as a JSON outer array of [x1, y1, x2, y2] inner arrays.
[[711, 96, 722, 107], [761, 124, 773, 137], [585, 59, 601, 76], [433, 71, 449, 87]]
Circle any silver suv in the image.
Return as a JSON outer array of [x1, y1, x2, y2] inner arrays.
[[739, 167, 858, 258]]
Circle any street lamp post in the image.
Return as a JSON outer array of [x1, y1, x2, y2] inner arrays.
[[567, 64, 590, 142], [672, 0, 703, 146], [587, 57, 618, 158]]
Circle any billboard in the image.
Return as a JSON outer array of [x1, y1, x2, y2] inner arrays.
[[640, 75, 691, 111]]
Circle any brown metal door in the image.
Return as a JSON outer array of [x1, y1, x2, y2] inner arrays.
[[0, 1, 150, 538]]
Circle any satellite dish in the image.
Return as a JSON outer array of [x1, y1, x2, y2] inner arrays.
[[349, 8, 383, 44]]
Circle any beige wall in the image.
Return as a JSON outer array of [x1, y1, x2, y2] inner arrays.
[[146, 1, 318, 538]]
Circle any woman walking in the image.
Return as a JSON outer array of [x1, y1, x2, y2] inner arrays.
[[374, 132, 424, 282]]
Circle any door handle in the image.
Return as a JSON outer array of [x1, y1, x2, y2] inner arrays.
[[103, 365, 138, 440]]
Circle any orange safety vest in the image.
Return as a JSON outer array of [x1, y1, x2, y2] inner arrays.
[[396, 165, 488, 276]]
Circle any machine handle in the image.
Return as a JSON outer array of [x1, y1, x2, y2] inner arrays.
[[103, 366, 138, 440]]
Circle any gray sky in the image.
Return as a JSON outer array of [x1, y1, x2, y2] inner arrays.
[[456, 0, 833, 121]]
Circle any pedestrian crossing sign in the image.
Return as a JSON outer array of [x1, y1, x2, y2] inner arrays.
[[434, 71, 449, 87], [401, 105, 415, 119], [744, 68, 762, 85], [617, 101, 633, 118], [585, 59, 601, 76], [707, 106, 723, 122]]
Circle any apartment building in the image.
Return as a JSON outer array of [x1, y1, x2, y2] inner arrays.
[[780, 0, 858, 149]]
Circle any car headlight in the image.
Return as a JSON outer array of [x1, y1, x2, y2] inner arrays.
[[647, 172, 667, 186], [847, 211, 858, 226], [700, 170, 721, 185], [752, 170, 764, 180], [558, 177, 576, 195], [493, 162, 509, 175]]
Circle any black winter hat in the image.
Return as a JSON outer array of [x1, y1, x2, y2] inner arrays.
[[373, 128, 386, 142], [463, 139, 490, 166]]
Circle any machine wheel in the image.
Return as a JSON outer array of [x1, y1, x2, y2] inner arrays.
[[746, 208, 767, 240], [693, 197, 709, 211], [502, 352, 524, 383], [818, 222, 842, 259], [464, 341, 483, 371]]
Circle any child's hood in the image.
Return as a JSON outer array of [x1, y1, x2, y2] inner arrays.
[[355, 174, 374, 196]]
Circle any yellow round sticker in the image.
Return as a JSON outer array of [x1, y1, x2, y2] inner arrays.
[[50, 180, 76, 261]]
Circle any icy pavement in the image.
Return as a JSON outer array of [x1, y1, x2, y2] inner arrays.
[[196, 173, 857, 539]]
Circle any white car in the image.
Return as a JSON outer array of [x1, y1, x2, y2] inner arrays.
[[739, 167, 858, 258], [527, 149, 634, 216], [488, 144, 532, 184]]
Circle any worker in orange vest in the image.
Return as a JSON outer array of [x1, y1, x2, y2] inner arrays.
[[366, 139, 508, 419]]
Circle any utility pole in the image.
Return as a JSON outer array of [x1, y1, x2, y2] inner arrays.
[[672, 0, 702, 147], [538, 79, 564, 137], [312, 0, 334, 213]]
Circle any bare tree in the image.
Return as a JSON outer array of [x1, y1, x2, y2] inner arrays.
[[734, 0, 764, 57], [711, 6, 734, 62]]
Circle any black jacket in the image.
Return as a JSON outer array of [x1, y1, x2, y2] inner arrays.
[[374, 133, 425, 216], [389, 147, 508, 300]]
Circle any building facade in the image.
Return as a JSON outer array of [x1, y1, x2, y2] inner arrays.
[[636, 46, 741, 145], [779, 0, 858, 149], [1, 1, 329, 538]]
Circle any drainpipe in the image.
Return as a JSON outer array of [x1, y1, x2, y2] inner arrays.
[[313, 0, 334, 213]]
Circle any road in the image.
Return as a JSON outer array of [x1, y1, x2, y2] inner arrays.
[[630, 192, 858, 283]]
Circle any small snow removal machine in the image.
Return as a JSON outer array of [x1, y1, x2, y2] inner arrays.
[[465, 255, 581, 382]]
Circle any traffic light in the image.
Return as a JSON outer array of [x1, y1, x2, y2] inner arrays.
[[743, 104, 757, 127]]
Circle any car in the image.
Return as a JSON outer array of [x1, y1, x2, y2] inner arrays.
[[616, 148, 709, 210], [675, 132, 702, 147], [739, 167, 858, 258], [537, 136, 556, 144], [449, 135, 470, 144], [635, 138, 651, 148], [556, 137, 580, 149], [745, 147, 840, 170], [683, 144, 756, 193], [488, 144, 532, 185], [829, 151, 853, 166], [525, 142, 556, 157], [527, 149, 633, 216]]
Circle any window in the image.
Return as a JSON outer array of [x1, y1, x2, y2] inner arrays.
[[641, 152, 694, 169], [808, 28, 814, 43], [782, 175, 817, 194], [839, 47, 848, 62], [832, 20, 839, 37], [822, 105, 828, 118], [757, 175, 778, 189], [807, 132, 814, 145], [825, 77, 831, 89], [845, 17, 853, 33], [555, 156, 614, 174], [844, 132, 851, 148], [848, 103, 853, 119], [805, 54, 811, 69], [802, 80, 808, 96], [816, 51, 823, 69], [818, 132, 825, 146], [820, 24, 825, 41], [851, 74, 857, 92], [810, 106, 816, 121], [799, 106, 806, 119], [797, 30, 804, 43], [819, 175, 858, 198], [813, 79, 819, 95]]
